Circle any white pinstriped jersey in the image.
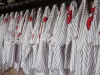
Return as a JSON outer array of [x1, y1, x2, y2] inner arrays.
[[51, 3, 67, 46], [38, 6, 50, 42], [48, 4, 67, 75], [2, 14, 8, 69], [87, 0, 99, 45], [14, 11, 25, 72], [0, 14, 4, 68], [17, 10, 30, 69], [29, 8, 42, 72], [14, 11, 28, 70], [16, 10, 28, 44], [7, 12, 19, 68], [42, 5, 59, 43], [20, 10, 30, 44], [33, 5, 59, 75], [84, 0, 99, 75], [43, 4, 59, 67], [13, 12, 18, 43], [95, 21, 100, 46], [76, 0, 89, 75], [76, 0, 100, 75], [21, 9, 36, 75], [29, 8, 42, 45], [94, 1, 100, 46], [28, 10, 42, 74], [5, 12, 15, 68], [3, 12, 13, 68], [64, 0, 78, 72], [34, 6, 50, 75], [15, 10, 30, 73], [95, 20, 100, 75], [94, 1, 100, 75], [14, 11, 23, 44]]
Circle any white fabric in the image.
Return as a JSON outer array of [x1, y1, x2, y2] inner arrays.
[[76, 0, 89, 75], [49, 3, 67, 75], [64, 0, 78, 73], [22, 9, 36, 75], [34, 6, 50, 75], [0, 14, 4, 68]]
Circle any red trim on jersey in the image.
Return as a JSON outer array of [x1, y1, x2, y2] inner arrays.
[[28, 16, 32, 22], [18, 33, 21, 37], [67, 10, 72, 24], [99, 31, 100, 35], [18, 15, 21, 19], [17, 15, 21, 24], [4, 18, 8, 23], [86, 7, 96, 31], [67, 5, 70, 10], [9, 16, 12, 20], [17, 20, 19, 24], [39, 33, 41, 38], [16, 26, 18, 30], [32, 34, 34, 39], [13, 34, 15, 37], [43, 17, 48, 22]]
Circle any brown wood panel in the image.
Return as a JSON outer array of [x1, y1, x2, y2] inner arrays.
[[0, 68, 25, 75], [0, 0, 94, 14]]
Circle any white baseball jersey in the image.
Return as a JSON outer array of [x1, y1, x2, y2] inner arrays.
[[29, 8, 42, 73], [0, 14, 4, 68], [19, 10, 30, 68], [16, 10, 29, 73], [17, 10, 28, 44], [6, 12, 15, 68], [34, 5, 58, 75], [2, 13, 9, 69], [42, 5, 58, 43], [14, 11, 23, 44], [87, 0, 99, 45], [29, 9, 42, 72], [84, 0, 99, 75], [64, 0, 78, 73], [76, 0, 89, 75], [3, 13, 14, 69], [13, 12, 19, 43], [29, 8, 42, 45], [34, 6, 50, 75], [7, 12, 18, 68], [95, 21, 100, 75], [14, 11, 24, 72], [48, 3, 67, 75], [21, 9, 36, 75], [95, 5, 100, 73], [51, 3, 67, 46], [93, 1, 100, 75]]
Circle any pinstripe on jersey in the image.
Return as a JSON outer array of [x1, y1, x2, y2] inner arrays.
[[34, 6, 50, 75], [0, 14, 4, 69], [64, 0, 78, 72], [21, 9, 36, 75], [49, 3, 67, 75]]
